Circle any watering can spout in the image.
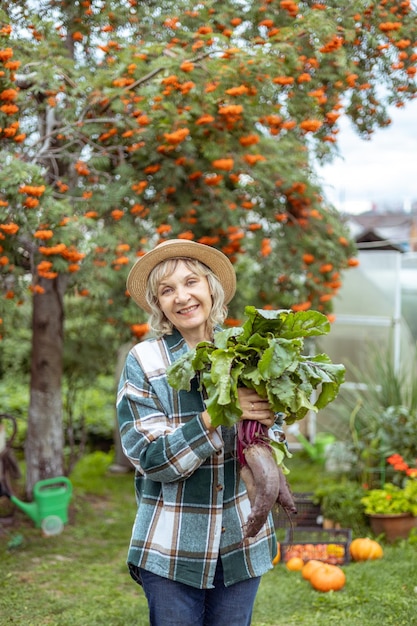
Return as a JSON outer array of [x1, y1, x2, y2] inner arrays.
[[10, 476, 72, 529], [10, 496, 39, 523]]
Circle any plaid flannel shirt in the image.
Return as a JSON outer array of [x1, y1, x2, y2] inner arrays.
[[117, 328, 278, 590]]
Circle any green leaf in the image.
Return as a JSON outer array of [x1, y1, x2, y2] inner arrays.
[[166, 352, 195, 391]]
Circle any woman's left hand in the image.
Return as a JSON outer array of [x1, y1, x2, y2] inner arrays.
[[237, 387, 275, 428]]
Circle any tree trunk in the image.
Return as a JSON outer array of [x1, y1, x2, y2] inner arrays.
[[25, 276, 69, 497]]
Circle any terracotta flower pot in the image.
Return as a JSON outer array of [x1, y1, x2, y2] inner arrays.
[[368, 513, 417, 542]]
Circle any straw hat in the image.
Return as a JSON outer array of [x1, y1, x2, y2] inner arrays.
[[127, 239, 236, 312]]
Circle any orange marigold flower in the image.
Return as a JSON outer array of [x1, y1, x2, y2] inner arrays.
[[34, 229, 53, 240], [72, 31, 84, 41], [297, 73, 312, 83], [0, 223, 19, 235], [111, 209, 124, 220], [68, 264, 81, 272], [212, 158, 234, 171], [0, 256, 9, 266], [319, 263, 333, 273]]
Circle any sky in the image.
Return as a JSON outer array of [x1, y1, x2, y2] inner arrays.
[[317, 98, 417, 215]]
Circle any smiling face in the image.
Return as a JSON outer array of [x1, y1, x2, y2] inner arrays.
[[156, 260, 213, 346]]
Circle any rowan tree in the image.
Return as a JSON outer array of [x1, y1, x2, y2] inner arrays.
[[1, 0, 416, 492]]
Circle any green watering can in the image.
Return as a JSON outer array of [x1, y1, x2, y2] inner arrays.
[[7, 476, 73, 529]]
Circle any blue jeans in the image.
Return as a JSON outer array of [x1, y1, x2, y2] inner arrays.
[[138, 558, 261, 626]]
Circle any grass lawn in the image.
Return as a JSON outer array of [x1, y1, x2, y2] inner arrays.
[[1, 452, 417, 625]]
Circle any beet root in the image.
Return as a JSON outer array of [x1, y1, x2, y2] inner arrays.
[[276, 465, 297, 515], [241, 444, 280, 539]]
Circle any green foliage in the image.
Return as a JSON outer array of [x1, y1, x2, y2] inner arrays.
[[168, 307, 345, 427], [0, 375, 115, 452], [313, 480, 368, 534], [333, 347, 417, 486], [361, 480, 417, 516], [70, 451, 115, 494]]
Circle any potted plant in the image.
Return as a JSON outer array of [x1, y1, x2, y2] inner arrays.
[[360, 454, 417, 542], [313, 480, 368, 534]]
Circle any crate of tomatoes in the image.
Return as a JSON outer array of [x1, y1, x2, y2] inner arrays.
[[280, 527, 352, 565]]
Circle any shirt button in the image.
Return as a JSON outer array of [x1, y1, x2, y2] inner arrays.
[[216, 484, 223, 492], [221, 527, 226, 533]]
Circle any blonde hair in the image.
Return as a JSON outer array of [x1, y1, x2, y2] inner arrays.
[[145, 257, 227, 337]]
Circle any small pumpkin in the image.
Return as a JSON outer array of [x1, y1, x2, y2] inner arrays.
[[349, 537, 383, 561], [286, 556, 304, 571], [301, 559, 324, 581], [309, 563, 346, 592], [272, 543, 281, 566]]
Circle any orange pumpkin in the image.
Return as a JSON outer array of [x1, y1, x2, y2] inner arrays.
[[309, 563, 346, 592], [286, 556, 304, 571], [301, 559, 324, 581], [349, 538, 384, 561]]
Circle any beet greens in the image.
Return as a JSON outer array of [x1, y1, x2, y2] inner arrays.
[[167, 307, 345, 538], [167, 306, 345, 428]]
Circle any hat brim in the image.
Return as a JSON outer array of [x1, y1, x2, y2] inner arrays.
[[127, 239, 236, 312]]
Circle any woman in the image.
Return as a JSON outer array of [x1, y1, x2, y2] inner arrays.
[[117, 239, 285, 626]]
